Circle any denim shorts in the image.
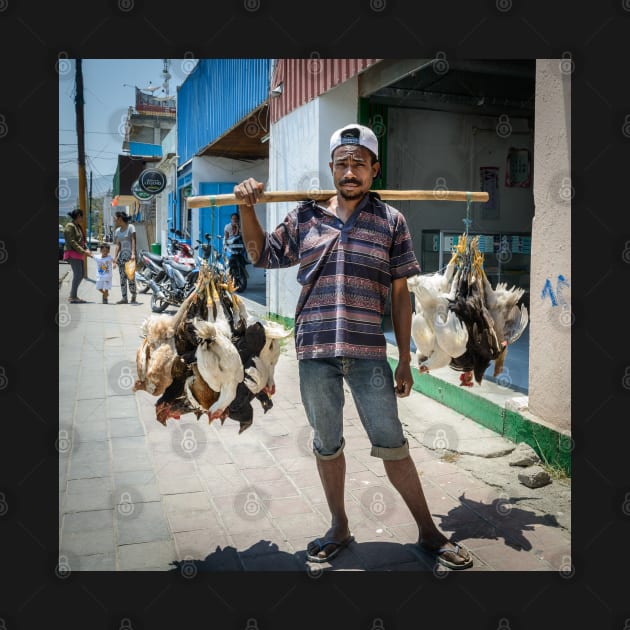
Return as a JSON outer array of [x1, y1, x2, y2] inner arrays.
[[299, 357, 409, 461]]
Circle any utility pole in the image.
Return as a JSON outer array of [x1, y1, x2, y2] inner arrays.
[[88, 169, 93, 250], [75, 58, 89, 277]]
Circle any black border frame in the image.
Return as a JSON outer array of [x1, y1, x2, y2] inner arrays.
[[3, 0, 629, 628]]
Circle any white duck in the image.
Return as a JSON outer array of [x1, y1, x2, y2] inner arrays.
[[410, 307, 453, 371], [480, 273, 529, 376], [407, 260, 469, 372], [434, 309, 469, 359], [193, 317, 244, 420], [244, 321, 292, 396]]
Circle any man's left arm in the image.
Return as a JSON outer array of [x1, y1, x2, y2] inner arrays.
[[390, 276, 414, 398]]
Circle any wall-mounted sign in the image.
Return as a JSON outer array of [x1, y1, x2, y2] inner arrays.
[[480, 166, 500, 220], [505, 148, 531, 187], [138, 168, 167, 195], [132, 180, 153, 201]]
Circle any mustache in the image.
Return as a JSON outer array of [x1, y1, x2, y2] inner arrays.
[[339, 178, 362, 186]]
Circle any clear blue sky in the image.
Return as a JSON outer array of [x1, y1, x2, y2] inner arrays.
[[58, 59, 193, 196]]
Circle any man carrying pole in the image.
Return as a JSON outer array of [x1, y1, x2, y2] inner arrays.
[[231, 123, 473, 569]]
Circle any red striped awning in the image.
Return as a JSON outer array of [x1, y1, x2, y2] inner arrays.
[[269, 59, 381, 124]]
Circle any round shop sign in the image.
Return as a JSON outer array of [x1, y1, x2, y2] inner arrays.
[[132, 180, 153, 201], [138, 168, 167, 195]]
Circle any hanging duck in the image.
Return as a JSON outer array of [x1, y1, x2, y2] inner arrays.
[[136, 260, 293, 432], [408, 233, 528, 387], [447, 234, 504, 385]]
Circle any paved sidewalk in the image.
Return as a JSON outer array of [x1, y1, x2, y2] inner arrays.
[[58, 258, 571, 572]]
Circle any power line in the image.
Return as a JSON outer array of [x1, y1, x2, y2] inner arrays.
[[60, 128, 126, 135]]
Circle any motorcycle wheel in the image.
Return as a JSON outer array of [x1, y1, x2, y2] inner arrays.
[[150, 289, 170, 313], [235, 272, 247, 293], [135, 270, 152, 294], [230, 265, 247, 293]]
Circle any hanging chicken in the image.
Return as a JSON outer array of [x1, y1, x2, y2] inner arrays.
[[407, 253, 468, 373], [135, 260, 292, 433], [408, 234, 528, 387]]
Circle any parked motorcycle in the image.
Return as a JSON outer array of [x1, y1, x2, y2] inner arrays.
[[225, 232, 249, 293], [168, 229, 195, 262], [196, 232, 214, 266], [148, 232, 217, 313], [135, 249, 165, 294], [149, 258, 199, 313], [136, 230, 195, 296]]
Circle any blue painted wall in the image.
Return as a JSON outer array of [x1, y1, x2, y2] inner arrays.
[[177, 58, 272, 164], [197, 182, 239, 254]]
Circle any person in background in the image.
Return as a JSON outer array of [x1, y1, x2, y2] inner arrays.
[[233, 123, 473, 570], [112, 211, 137, 304], [223, 212, 241, 253], [95, 243, 115, 304], [63, 208, 93, 304]]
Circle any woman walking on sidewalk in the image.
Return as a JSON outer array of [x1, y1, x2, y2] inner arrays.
[[63, 208, 93, 304], [112, 211, 137, 304]]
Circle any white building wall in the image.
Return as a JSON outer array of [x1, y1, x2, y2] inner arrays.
[[266, 76, 360, 319], [529, 60, 571, 431]]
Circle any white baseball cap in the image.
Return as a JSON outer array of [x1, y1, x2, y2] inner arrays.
[[329, 124, 379, 159]]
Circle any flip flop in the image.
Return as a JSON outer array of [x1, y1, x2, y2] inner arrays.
[[422, 542, 473, 570], [68, 298, 87, 304], [306, 535, 355, 563]]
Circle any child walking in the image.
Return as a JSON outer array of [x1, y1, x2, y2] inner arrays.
[[95, 243, 116, 303]]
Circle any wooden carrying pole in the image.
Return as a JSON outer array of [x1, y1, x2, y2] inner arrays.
[[186, 190, 489, 208]]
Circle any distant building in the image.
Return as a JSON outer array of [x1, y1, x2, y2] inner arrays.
[[112, 86, 176, 245]]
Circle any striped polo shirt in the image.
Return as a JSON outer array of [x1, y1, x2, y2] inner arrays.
[[256, 192, 421, 360]]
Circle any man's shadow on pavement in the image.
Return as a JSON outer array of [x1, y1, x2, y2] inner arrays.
[[168, 540, 302, 573], [167, 493, 565, 573], [168, 539, 435, 572], [432, 493, 563, 552]]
